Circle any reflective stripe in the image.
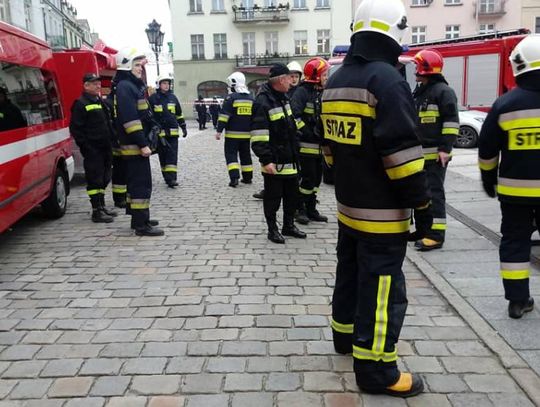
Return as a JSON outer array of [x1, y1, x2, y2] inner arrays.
[[296, 119, 306, 129], [167, 103, 176, 113], [225, 132, 251, 139], [233, 100, 253, 107], [501, 269, 530, 280], [443, 121, 460, 129], [353, 344, 397, 362], [124, 120, 143, 134], [419, 110, 440, 118], [161, 165, 177, 173], [251, 135, 270, 143], [153, 105, 164, 112], [228, 162, 240, 171], [176, 114, 184, 120], [159, 131, 166, 137], [218, 113, 230, 122], [331, 318, 353, 334], [499, 109, 540, 130], [385, 158, 424, 180], [304, 107, 315, 114], [137, 99, 149, 110], [119, 144, 141, 156], [442, 127, 459, 135], [497, 177, 540, 197], [87, 188, 104, 196], [299, 187, 314, 195], [323, 87, 378, 105], [323, 155, 333, 166], [261, 163, 297, 175], [322, 100, 375, 118], [268, 106, 292, 121], [501, 262, 530, 270], [0, 112, 4, 118], [338, 212, 410, 234], [241, 165, 253, 172], [170, 129, 179, 136], [130, 199, 150, 209], [300, 147, 320, 155], [337, 202, 411, 221], [431, 223, 447, 231], [382, 146, 423, 168], [478, 156, 498, 171], [112, 185, 127, 194], [300, 142, 320, 149], [85, 104, 102, 112], [373, 275, 391, 355], [423, 147, 440, 161]]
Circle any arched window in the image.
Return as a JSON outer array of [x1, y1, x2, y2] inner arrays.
[[248, 79, 266, 97], [197, 80, 228, 98]]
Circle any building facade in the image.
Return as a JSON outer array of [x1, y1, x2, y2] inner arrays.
[[170, 0, 354, 117], [522, 0, 540, 33]]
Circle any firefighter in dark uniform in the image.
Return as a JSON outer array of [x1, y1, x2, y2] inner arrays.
[[291, 57, 330, 225], [478, 35, 539, 319], [148, 74, 188, 188], [215, 72, 254, 187], [69, 73, 117, 223], [195, 95, 207, 130], [114, 47, 163, 236], [323, 0, 432, 397], [251, 63, 307, 244], [412, 49, 460, 251]]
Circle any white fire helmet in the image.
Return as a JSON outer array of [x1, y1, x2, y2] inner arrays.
[[116, 47, 146, 71], [157, 74, 173, 85], [510, 35, 540, 78], [352, 0, 409, 46], [287, 61, 303, 75]]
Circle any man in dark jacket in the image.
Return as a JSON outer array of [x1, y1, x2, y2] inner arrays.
[[478, 35, 539, 319], [69, 73, 117, 223], [412, 49, 459, 251], [209, 97, 220, 129], [251, 63, 306, 244], [195, 95, 207, 130], [148, 75, 187, 188]]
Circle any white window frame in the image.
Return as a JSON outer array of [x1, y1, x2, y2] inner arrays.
[[411, 0, 429, 6], [242, 32, 256, 57], [213, 33, 227, 59], [444, 0, 461, 4], [294, 30, 308, 55], [445, 25, 460, 39], [411, 26, 426, 44], [478, 23, 495, 34], [212, 0, 224, 11], [189, 0, 203, 13], [265, 31, 278, 55], [191, 34, 205, 59], [479, 0, 495, 13], [316, 0, 329, 7], [317, 29, 330, 54], [293, 0, 306, 8]]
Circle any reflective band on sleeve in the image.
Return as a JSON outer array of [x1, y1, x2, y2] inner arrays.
[[153, 105, 164, 112], [478, 156, 498, 171], [303, 107, 315, 114], [385, 158, 424, 180], [159, 131, 166, 137], [331, 318, 354, 334], [119, 144, 142, 156], [431, 223, 447, 231], [251, 130, 270, 143], [300, 147, 320, 155], [382, 146, 423, 168], [112, 185, 127, 194], [442, 127, 459, 135], [296, 119, 306, 129], [269, 107, 286, 121], [218, 114, 230, 123], [137, 99, 149, 110], [299, 187, 314, 195], [322, 100, 375, 118], [124, 120, 143, 134], [322, 87, 378, 106], [500, 269, 530, 280], [85, 104, 102, 112], [176, 115, 184, 120], [497, 177, 540, 198], [419, 110, 440, 118], [225, 132, 251, 139], [323, 155, 334, 166], [170, 129, 180, 136]]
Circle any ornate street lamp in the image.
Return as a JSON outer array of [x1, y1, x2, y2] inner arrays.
[[145, 19, 165, 76]]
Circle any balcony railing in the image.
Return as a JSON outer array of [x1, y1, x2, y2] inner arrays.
[[475, 0, 506, 16], [47, 34, 66, 48], [235, 52, 290, 67], [232, 5, 290, 24]]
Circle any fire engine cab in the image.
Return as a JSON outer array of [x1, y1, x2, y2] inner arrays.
[[0, 22, 74, 234]]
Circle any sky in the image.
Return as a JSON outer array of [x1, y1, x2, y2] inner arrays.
[[69, 0, 173, 83]]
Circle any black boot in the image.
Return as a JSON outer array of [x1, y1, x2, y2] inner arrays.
[[131, 219, 160, 229], [295, 209, 310, 225], [114, 200, 127, 209], [135, 225, 165, 236], [306, 195, 327, 222], [92, 209, 114, 223], [508, 297, 534, 319], [253, 190, 264, 199], [268, 228, 285, 244], [282, 217, 307, 239], [99, 195, 118, 217], [229, 178, 239, 188]]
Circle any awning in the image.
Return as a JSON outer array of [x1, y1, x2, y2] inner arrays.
[[237, 66, 270, 76]]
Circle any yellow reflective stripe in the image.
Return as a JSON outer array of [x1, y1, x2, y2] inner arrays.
[[251, 135, 270, 143], [371, 19, 390, 32], [499, 117, 540, 131], [218, 114, 229, 122], [85, 104, 102, 112], [87, 189, 103, 196], [497, 185, 540, 197], [373, 275, 391, 355], [153, 105, 164, 112], [424, 153, 439, 160], [300, 147, 320, 155], [299, 187, 314, 195], [352, 345, 398, 362], [385, 158, 424, 180], [241, 165, 253, 172], [304, 107, 315, 114], [112, 185, 127, 193], [262, 166, 297, 175], [419, 110, 440, 118], [0, 113, 4, 118], [322, 101, 375, 118], [270, 112, 285, 121], [225, 133, 251, 139], [228, 163, 240, 170], [137, 100, 149, 110], [442, 127, 459, 135], [233, 101, 253, 107], [337, 212, 410, 234], [170, 129, 179, 136], [131, 203, 150, 209], [296, 120, 306, 129], [161, 165, 177, 172], [478, 157, 498, 171], [119, 144, 142, 156], [167, 103, 176, 113], [431, 223, 447, 230], [176, 115, 184, 119], [159, 131, 166, 137], [126, 124, 143, 134], [500, 269, 530, 280], [331, 318, 353, 334]]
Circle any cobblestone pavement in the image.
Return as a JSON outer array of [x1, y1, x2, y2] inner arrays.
[[0, 124, 536, 406]]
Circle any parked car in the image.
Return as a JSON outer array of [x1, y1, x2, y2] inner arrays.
[[455, 106, 487, 148]]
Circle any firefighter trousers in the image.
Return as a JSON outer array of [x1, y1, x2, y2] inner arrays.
[[81, 143, 112, 209], [111, 151, 127, 205], [263, 174, 298, 229], [158, 136, 178, 184], [331, 231, 407, 390], [224, 138, 253, 182], [424, 159, 447, 241], [500, 202, 535, 302], [298, 154, 322, 212], [125, 155, 152, 230]]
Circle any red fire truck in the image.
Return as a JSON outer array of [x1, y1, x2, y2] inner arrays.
[[0, 22, 74, 233]]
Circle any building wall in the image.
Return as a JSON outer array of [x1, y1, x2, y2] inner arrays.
[[522, 0, 540, 32]]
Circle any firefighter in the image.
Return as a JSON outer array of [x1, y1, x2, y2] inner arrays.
[[69, 73, 117, 223], [195, 95, 208, 130], [287, 61, 303, 98], [148, 74, 188, 188], [291, 57, 330, 225], [478, 34, 540, 319], [412, 49, 460, 251], [215, 72, 254, 187], [209, 96, 220, 129], [251, 63, 306, 244], [114, 47, 163, 236], [323, 0, 432, 397]]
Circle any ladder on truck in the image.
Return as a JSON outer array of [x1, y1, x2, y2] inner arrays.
[[409, 28, 530, 48]]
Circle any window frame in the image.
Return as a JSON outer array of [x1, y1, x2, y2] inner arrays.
[[191, 34, 205, 60], [211, 0, 225, 11], [445, 24, 460, 39], [294, 30, 308, 55], [292, 0, 306, 8], [411, 26, 426, 44], [265, 31, 279, 55], [213, 33, 227, 59], [189, 0, 203, 13], [316, 29, 330, 54], [315, 0, 329, 8]]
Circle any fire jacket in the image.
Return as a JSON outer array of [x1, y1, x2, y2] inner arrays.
[[291, 82, 323, 156], [148, 90, 186, 137], [114, 72, 153, 156], [413, 77, 460, 159], [70, 92, 114, 147], [321, 58, 430, 241], [478, 73, 540, 205], [251, 82, 298, 176], [217, 92, 254, 139]]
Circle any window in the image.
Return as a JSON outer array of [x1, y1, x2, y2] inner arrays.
[[0, 62, 62, 132], [242, 32, 256, 57], [317, 29, 330, 54], [191, 34, 205, 59], [212, 0, 224, 11], [411, 26, 426, 43], [536, 17, 540, 34], [479, 0, 495, 13], [293, 0, 306, 8], [264, 0, 276, 6], [189, 0, 203, 13], [0, 0, 8, 21], [445, 25, 460, 39], [294, 30, 308, 55], [265, 31, 278, 55], [316, 0, 329, 7], [411, 0, 429, 5], [478, 23, 495, 34], [444, 0, 461, 4], [214, 33, 227, 59]]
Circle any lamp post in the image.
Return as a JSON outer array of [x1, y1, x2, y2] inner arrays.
[[145, 19, 165, 76]]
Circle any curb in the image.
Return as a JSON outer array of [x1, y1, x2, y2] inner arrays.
[[407, 249, 540, 406]]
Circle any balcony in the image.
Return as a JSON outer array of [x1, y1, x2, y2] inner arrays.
[[235, 52, 290, 68], [232, 5, 290, 25], [475, 0, 506, 17]]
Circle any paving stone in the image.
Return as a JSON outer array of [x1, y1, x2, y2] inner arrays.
[[181, 374, 223, 393], [90, 376, 131, 397], [2, 361, 46, 378], [424, 373, 469, 393], [48, 377, 93, 398], [206, 357, 246, 373], [142, 342, 187, 357], [0, 345, 41, 361], [246, 357, 287, 372], [407, 394, 452, 407], [64, 398, 106, 407], [0, 379, 17, 398], [446, 340, 492, 357], [323, 393, 362, 407], [185, 394, 229, 407], [303, 372, 343, 392], [447, 393, 493, 407], [131, 375, 181, 395], [402, 356, 444, 373], [240, 328, 285, 341], [287, 328, 321, 341], [148, 396, 186, 407], [266, 373, 301, 391], [80, 358, 123, 375], [463, 374, 519, 393], [122, 357, 167, 375], [166, 357, 205, 374], [290, 356, 331, 371], [488, 393, 536, 407], [224, 373, 263, 391], [256, 315, 292, 328], [100, 343, 143, 358], [269, 341, 304, 356], [276, 392, 323, 407], [441, 357, 505, 374], [231, 393, 274, 407], [9, 379, 52, 399], [186, 341, 219, 356], [221, 341, 266, 356], [105, 397, 147, 407], [414, 341, 450, 356], [40, 359, 83, 378]]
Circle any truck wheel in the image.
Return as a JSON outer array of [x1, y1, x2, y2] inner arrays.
[[455, 126, 478, 148], [41, 167, 68, 219]]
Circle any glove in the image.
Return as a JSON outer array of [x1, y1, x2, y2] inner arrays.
[[181, 126, 187, 138], [482, 182, 496, 198], [408, 204, 433, 242]]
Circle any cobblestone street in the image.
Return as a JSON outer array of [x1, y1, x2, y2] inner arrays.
[[0, 124, 537, 406]]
